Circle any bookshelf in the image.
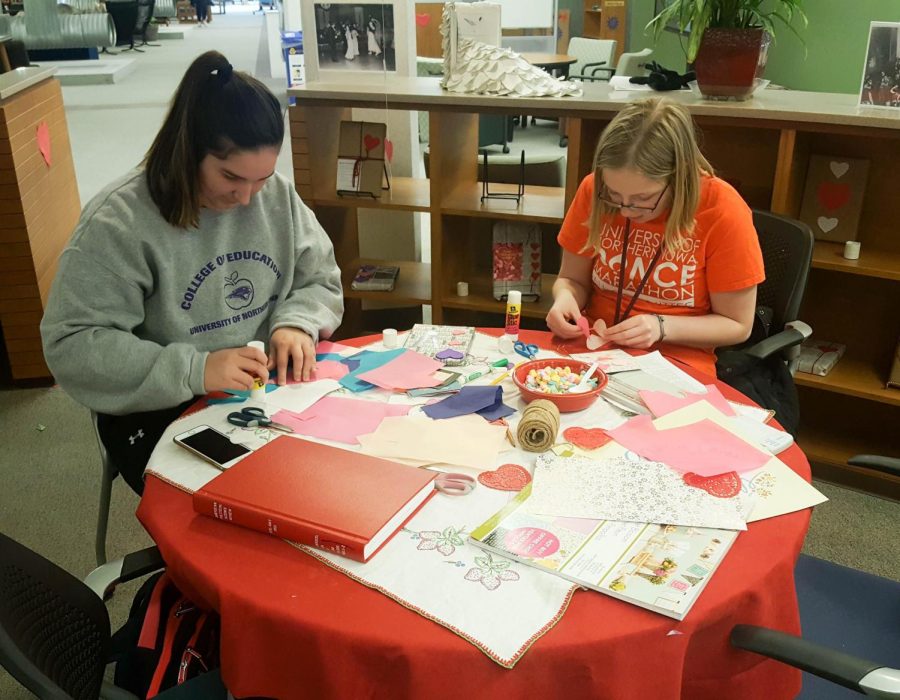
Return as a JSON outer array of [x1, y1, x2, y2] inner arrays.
[[288, 78, 900, 497]]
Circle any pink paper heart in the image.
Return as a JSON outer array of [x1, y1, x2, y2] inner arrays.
[[363, 134, 380, 152], [682, 471, 742, 499], [384, 138, 394, 163], [576, 317, 590, 338], [478, 464, 531, 492], [563, 427, 612, 450], [415, 12, 430, 26], [36, 121, 51, 167]]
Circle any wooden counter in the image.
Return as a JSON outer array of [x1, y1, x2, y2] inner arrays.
[[288, 78, 900, 497], [0, 68, 81, 381]]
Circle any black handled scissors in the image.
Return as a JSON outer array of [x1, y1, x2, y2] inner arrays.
[[227, 406, 294, 433]]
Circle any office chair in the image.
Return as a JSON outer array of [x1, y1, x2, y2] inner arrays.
[[742, 210, 815, 372], [611, 48, 654, 78], [0, 533, 227, 699], [567, 37, 617, 82], [106, 0, 140, 53], [90, 410, 119, 567], [732, 455, 900, 699]]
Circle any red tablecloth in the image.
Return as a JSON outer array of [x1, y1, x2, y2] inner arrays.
[[137, 330, 810, 700]]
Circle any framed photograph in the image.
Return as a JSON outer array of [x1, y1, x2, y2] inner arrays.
[[301, 0, 414, 82], [859, 21, 900, 108]]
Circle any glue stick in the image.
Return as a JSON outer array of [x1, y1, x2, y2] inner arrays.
[[246, 340, 267, 401], [504, 290, 522, 341]]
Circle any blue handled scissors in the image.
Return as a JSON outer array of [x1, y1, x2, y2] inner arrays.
[[227, 406, 294, 433], [513, 340, 539, 361]]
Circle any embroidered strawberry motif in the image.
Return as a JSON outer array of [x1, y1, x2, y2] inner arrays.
[[464, 553, 520, 590]]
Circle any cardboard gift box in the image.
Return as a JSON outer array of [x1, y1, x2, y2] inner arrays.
[[336, 121, 388, 197], [797, 339, 846, 377], [492, 221, 541, 301]]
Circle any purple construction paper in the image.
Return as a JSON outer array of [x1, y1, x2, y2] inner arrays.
[[435, 348, 465, 360], [422, 386, 513, 421]]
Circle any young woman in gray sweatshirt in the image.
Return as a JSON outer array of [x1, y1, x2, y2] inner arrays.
[[40, 51, 344, 493]]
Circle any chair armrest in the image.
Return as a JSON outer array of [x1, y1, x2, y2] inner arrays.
[[85, 545, 164, 600], [847, 454, 900, 477], [589, 65, 614, 79], [743, 320, 812, 361], [730, 624, 893, 694]]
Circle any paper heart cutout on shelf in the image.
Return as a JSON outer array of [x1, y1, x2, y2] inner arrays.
[[477, 464, 532, 491], [531, 253, 540, 261], [563, 427, 611, 450], [816, 182, 851, 211], [363, 134, 381, 152], [36, 121, 51, 167], [384, 138, 394, 163], [531, 242, 540, 250], [829, 161, 850, 179], [415, 12, 430, 26], [531, 272, 540, 281], [682, 471, 742, 499], [817, 216, 839, 233]]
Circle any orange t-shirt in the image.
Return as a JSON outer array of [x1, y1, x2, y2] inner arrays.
[[557, 173, 765, 377]]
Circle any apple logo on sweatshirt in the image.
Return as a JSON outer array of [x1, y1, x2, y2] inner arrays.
[[224, 270, 255, 311]]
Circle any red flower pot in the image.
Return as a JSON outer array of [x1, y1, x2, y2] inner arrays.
[[693, 27, 770, 100]]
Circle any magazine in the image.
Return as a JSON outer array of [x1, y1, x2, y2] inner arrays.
[[469, 485, 738, 620], [350, 264, 400, 291]]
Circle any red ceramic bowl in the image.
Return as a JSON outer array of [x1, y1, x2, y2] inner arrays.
[[513, 358, 609, 413]]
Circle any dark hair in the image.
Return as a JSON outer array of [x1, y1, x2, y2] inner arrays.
[[144, 51, 284, 229]]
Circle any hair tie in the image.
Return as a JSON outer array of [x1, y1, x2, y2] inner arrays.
[[212, 63, 233, 85]]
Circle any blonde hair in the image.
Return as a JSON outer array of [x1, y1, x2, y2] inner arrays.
[[587, 98, 713, 254]]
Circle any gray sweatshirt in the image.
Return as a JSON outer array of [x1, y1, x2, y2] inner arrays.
[[41, 169, 343, 415]]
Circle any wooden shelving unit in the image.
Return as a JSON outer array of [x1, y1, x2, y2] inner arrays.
[[288, 77, 900, 497]]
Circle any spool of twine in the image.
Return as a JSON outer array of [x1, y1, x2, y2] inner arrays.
[[517, 399, 560, 452]]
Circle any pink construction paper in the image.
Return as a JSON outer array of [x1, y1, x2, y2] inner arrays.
[[36, 121, 51, 167], [272, 397, 411, 444], [316, 340, 352, 354], [607, 415, 770, 477], [355, 350, 444, 390], [639, 385, 736, 418], [311, 359, 349, 380]]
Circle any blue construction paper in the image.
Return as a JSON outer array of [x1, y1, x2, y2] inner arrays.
[[422, 386, 513, 421], [338, 348, 407, 392], [206, 395, 248, 405]]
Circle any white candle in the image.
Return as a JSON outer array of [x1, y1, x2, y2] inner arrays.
[[382, 328, 398, 348], [457, 281, 469, 297], [843, 241, 861, 260]]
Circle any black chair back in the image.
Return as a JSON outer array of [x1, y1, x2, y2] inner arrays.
[[108, 0, 139, 48], [135, 0, 156, 38], [751, 209, 814, 335], [0, 532, 110, 700]]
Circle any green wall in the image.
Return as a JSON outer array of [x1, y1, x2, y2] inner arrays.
[[625, 0, 900, 94]]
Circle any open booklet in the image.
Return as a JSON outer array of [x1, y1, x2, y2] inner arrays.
[[469, 485, 737, 620]]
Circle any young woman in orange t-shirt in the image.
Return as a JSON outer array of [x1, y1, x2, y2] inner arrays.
[[547, 98, 765, 377]]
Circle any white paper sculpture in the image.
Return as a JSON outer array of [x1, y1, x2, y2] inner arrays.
[[440, 2, 582, 98]]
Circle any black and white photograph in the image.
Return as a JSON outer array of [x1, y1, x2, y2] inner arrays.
[[314, 3, 396, 72], [859, 21, 900, 108]]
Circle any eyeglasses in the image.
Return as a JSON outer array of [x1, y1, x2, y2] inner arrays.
[[598, 183, 669, 213]]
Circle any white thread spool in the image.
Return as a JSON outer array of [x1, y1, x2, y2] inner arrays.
[[383, 328, 398, 348], [457, 281, 469, 297], [246, 340, 267, 402], [843, 240, 861, 260]]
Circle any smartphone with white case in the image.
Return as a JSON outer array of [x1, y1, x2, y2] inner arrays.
[[173, 425, 251, 471]]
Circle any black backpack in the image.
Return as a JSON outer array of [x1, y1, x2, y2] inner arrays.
[[110, 571, 220, 699], [716, 305, 800, 436]]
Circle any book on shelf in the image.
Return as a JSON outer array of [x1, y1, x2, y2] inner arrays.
[[193, 436, 437, 563], [469, 485, 738, 620], [350, 264, 400, 292], [797, 339, 846, 377]]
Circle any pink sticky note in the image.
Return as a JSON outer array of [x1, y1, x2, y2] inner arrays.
[[639, 385, 736, 418], [356, 350, 444, 390], [272, 397, 411, 444], [607, 415, 770, 477], [316, 340, 352, 354], [311, 359, 349, 380], [36, 121, 51, 167]]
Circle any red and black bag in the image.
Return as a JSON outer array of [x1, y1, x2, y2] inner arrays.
[[110, 571, 220, 699]]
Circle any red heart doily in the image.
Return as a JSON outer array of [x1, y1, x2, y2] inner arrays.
[[682, 471, 742, 499], [563, 427, 612, 450], [478, 464, 532, 492]]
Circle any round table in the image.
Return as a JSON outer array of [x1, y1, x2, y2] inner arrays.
[[137, 330, 810, 700]]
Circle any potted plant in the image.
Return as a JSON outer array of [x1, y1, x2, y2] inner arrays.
[[647, 0, 807, 100]]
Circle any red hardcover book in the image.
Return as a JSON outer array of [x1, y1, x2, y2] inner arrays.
[[192, 436, 437, 562]]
